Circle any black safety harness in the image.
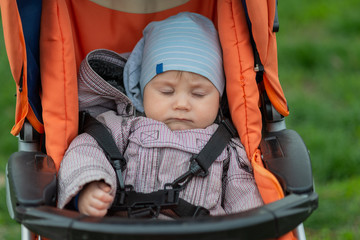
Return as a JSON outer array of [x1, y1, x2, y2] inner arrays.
[[79, 111, 237, 219]]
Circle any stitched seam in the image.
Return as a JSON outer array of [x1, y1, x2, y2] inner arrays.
[[56, 2, 68, 148], [231, 1, 251, 155]]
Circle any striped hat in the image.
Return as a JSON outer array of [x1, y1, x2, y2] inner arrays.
[[123, 12, 225, 112]]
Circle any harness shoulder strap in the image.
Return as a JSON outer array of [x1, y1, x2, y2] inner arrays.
[[172, 119, 237, 188], [80, 112, 124, 161], [195, 119, 237, 171], [79, 111, 126, 191]]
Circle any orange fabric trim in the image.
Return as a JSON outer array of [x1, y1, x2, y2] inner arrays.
[[26, 105, 45, 134], [245, 0, 289, 117], [10, 103, 45, 135], [218, 0, 262, 159], [251, 150, 297, 240], [251, 150, 284, 203], [1, 0, 28, 136], [10, 88, 28, 136], [40, 0, 79, 171], [1, 0, 45, 136], [279, 232, 297, 240], [264, 75, 290, 116]]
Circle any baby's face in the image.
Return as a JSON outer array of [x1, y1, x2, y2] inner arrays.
[[143, 71, 220, 130]]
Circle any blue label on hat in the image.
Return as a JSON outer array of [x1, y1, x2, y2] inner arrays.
[[156, 63, 163, 74]]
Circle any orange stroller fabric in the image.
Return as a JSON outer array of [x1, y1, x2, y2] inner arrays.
[[0, 0, 44, 135], [218, 1, 293, 239], [39, 0, 217, 172]]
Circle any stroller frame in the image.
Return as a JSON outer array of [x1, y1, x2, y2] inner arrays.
[[6, 102, 318, 240]]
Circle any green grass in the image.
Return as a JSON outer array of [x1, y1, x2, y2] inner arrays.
[[1, 0, 360, 239], [276, 0, 360, 238], [304, 177, 360, 239], [277, 0, 360, 184]]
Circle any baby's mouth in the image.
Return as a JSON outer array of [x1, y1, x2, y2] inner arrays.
[[165, 118, 194, 126], [167, 118, 192, 122], [165, 118, 194, 130]]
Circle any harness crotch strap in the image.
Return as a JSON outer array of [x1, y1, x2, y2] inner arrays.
[[79, 111, 237, 218]]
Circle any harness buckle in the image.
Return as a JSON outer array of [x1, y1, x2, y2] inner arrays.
[[112, 187, 180, 218], [189, 155, 208, 177], [128, 206, 160, 219], [192, 206, 210, 218], [171, 155, 208, 189]]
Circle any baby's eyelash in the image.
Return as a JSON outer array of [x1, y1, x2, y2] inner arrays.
[[192, 91, 206, 97], [160, 89, 174, 95]]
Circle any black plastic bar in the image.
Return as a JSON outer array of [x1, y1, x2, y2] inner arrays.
[[7, 141, 318, 240], [15, 192, 318, 240]]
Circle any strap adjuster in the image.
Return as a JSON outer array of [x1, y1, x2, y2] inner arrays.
[[189, 155, 208, 177], [171, 155, 208, 189], [254, 63, 264, 72]]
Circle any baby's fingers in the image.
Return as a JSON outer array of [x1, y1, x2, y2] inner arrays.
[[90, 197, 112, 210], [97, 181, 111, 193], [78, 196, 109, 217], [83, 204, 108, 217], [93, 187, 114, 203]]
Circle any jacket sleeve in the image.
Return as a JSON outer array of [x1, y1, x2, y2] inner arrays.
[[222, 138, 264, 214], [57, 111, 132, 209], [57, 133, 117, 209]]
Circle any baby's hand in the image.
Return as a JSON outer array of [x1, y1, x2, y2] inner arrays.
[[78, 181, 114, 217]]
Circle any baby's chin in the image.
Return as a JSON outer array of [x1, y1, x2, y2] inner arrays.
[[166, 122, 195, 131], [165, 121, 209, 131]]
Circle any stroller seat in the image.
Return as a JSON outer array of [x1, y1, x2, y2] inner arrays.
[[2, 0, 318, 239]]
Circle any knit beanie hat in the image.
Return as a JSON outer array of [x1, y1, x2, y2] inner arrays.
[[123, 12, 225, 112]]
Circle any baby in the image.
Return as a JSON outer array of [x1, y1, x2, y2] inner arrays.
[[58, 12, 263, 217]]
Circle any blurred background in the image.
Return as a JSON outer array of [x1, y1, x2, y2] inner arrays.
[[0, 0, 359, 239]]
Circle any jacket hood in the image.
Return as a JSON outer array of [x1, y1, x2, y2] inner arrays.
[[78, 49, 135, 117]]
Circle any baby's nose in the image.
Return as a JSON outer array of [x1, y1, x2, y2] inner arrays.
[[174, 94, 190, 110]]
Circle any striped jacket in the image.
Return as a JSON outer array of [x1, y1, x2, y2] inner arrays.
[[57, 49, 263, 215]]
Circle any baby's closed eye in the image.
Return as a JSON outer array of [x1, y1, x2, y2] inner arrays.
[[159, 87, 174, 95]]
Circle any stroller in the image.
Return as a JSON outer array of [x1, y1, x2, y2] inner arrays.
[[2, 0, 318, 239]]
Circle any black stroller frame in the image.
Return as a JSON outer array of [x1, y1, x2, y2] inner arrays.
[[6, 99, 318, 240]]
